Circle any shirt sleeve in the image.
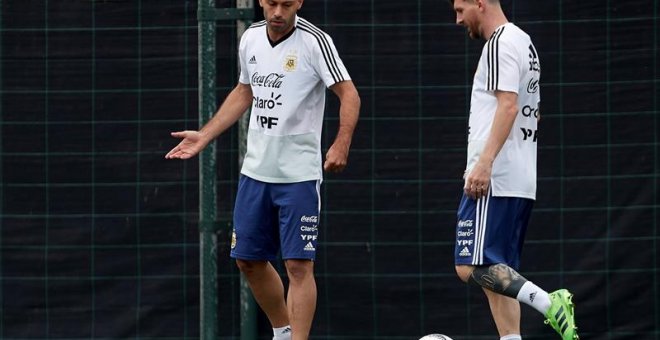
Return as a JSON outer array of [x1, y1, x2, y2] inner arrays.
[[238, 31, 250, 85], [310, 32, 351, 88], [487, 36, 520, 94]]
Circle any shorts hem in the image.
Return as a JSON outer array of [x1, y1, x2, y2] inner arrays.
[[454, 261, 497, 266], [281, 255, 316, 261], [230, 252, 277, 261], [454, 259, 519, 269]]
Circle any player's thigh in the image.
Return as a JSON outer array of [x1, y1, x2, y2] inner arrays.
[[454, 189, 533, 269], [273, 180, 321, 260], [231, 176, 279, 260], [483, 196, 533, 269]]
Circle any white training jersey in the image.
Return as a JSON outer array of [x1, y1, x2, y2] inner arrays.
[[237, 16, 350, 183], [466, 23, 541, 199]]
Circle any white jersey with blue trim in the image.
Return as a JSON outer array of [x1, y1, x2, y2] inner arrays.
[[238, 16, 350, 183], [466, 23, 541, 200]]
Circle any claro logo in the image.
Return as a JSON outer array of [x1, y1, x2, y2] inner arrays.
[[521, 105, 539, 118], [300, 225, 318, 232]]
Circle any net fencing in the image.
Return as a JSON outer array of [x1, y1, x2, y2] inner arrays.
[[0, 0, 658, 339]]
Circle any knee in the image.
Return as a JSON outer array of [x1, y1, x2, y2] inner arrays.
[[235, 259, 265, 276], [455, 265, 473, 283], [285, 259, 314, 283]]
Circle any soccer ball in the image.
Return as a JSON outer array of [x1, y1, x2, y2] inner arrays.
[[419, 335, 453, 340]]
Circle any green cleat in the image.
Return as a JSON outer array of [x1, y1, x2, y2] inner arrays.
[[544, 289, 579, 340]]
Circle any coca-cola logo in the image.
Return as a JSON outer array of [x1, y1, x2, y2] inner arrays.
[[251, 72, 285, 88], [300, 215, 318, 223], [527, 78, 539, 93]]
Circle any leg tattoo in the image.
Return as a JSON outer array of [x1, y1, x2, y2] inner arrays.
[[469, 264, 527, 298]]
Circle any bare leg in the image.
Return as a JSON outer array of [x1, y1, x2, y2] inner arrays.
[[483, 288, 521, 337], [455, 264, 474, 283], [456, 264, 524, 337], [236, 259, 289, 327], [285, 259, 316, 340]]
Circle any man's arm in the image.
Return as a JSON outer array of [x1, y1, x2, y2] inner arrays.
[[165, 83, 253, 159], [464, 90, 518, 198], [324, 80, 360, 173]]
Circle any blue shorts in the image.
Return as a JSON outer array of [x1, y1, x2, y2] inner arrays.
[[454, 188, 533, 270], [231, 175, 321, 261]]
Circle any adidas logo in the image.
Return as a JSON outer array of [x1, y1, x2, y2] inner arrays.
[[459, 247, 471, 257], [249, 55, 257, 64], [529, 292, 537, 303], [304, 242, 315, 252], [281, 327, 291, 334], [555, 306, 571, 335]]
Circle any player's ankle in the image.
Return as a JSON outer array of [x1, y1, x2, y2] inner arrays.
[[500, 335, 522, 340], [516, 281, 551, 314], [273, 325, 292, 340]]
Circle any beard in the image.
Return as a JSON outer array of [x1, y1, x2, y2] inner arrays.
[[268, 18, 291, 33], [467, 26, 482, 40]]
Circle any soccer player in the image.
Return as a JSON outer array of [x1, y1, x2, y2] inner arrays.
[[447, 1, 578, 340], [165, 0, 360, 339]]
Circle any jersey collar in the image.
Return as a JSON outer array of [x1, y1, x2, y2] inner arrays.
[[267, 15, 298, 48]]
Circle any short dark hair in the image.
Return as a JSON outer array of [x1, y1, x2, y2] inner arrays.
[[447, 0, 472, 5], [448, 0, 500, 4]]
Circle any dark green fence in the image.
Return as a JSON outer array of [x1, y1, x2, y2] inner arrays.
[[0, 0, 658, 339]]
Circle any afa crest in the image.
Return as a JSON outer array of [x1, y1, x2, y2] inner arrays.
[[284, 55, 297, 72]]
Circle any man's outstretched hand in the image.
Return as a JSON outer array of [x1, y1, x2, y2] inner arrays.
[[165, 130, 207, 159]]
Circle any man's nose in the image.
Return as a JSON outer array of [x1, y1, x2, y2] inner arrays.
[[273, 5, 283, 18]]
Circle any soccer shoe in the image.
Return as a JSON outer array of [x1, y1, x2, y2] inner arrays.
[[544, 289, 579, 340]]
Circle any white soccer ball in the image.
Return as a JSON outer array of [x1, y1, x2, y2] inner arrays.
[[419, 335, 453, 340]]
